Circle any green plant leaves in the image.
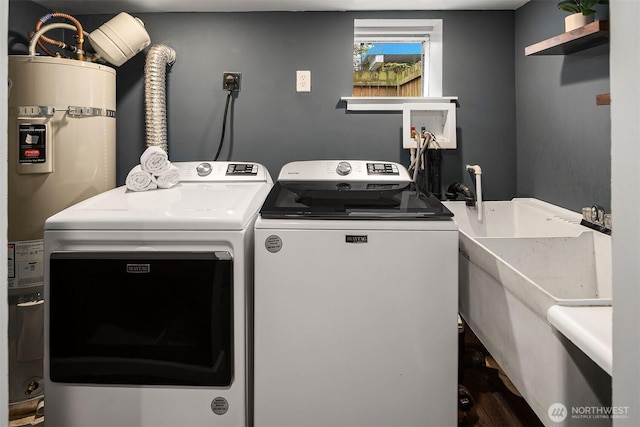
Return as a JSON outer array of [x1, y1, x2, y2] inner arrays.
[[557, 0, 608, 15], [558, 0, 581, 14]]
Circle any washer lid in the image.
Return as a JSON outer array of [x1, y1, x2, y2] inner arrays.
[[260, 160, 452, 220], [260, 180, 453, 220]]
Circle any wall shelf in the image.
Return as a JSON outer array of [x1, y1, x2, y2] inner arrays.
[[596, 93, 611, 105], [340, 96, 457, 111], [525, 20, 609, 56]]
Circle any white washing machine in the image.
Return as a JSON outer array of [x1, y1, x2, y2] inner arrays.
[[253, 160, 458, 427], [43, 161, 272, 427]]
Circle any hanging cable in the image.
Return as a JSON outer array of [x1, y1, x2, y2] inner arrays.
[[214, 90, 233, 161]]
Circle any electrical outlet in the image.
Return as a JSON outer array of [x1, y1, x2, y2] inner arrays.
[[223, 72, 241, 91], [296, 70, 311, 93]]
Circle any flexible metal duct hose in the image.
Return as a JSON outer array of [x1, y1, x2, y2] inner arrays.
[[144, 44, 176, 153]]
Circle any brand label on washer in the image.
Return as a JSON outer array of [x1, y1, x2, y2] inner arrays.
[[346, 235, 368, 244], [265, 235, 282, 253], [211, 397, 229, 415]]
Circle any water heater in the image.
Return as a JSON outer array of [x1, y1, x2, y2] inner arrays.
[[7, 55, 116, 414]]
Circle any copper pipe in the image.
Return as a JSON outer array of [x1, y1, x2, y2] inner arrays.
[[30, 30, 77, 57], [34, 12, 85, 60]]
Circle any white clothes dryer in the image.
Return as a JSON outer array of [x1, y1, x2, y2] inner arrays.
[[253, 160, 458, 427], [44, 161, 272, 427]]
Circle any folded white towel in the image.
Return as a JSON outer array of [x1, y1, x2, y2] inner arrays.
[[140, 146, 170, 174], [152, 164, 180, 189], [125, 165, 157, 192]]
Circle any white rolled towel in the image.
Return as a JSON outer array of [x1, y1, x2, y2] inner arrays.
[[140, 146, 170, 174], [152, 164, 180, 189], [125, 165, 157, 192]]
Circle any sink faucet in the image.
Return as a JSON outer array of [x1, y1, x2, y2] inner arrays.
[[466, 164, 483, 222], [581, 204, 612, 235], [590, 205, 605, 225]]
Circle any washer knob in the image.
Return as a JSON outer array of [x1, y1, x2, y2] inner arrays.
[[196, 162, 212, 177], [336, 161, 352, 176]]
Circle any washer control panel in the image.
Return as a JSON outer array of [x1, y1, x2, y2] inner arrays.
[[366, 162, 399, 175], [175, 161, 270, 182], [278, 160, 409, 182]]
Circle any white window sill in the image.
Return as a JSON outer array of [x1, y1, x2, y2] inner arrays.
[[340, 96, 458, 111]]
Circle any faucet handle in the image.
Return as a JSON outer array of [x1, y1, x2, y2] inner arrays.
[[591, 205, 605, 225]]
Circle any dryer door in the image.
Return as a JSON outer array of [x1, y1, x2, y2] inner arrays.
[[48, 251, 233, 386]]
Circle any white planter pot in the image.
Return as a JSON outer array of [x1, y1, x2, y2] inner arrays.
[[565, 12, 595, 32]]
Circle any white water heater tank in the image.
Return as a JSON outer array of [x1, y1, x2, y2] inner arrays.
[[7, 55, 116, 411]]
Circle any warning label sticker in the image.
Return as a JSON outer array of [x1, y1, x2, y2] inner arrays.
[[8, 240, 44, 289], [18, 124, 47, 164]]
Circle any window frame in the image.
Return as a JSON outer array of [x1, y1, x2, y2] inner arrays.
[[353, 19, 443, 97]]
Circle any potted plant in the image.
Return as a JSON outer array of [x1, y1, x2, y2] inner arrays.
[[558, 0, 607, 32]]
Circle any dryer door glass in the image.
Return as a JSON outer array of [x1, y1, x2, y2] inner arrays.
[[49, 251, 233, 386]]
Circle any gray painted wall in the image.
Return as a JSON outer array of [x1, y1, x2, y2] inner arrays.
[[8, 0, 62, 54], [73, 10, 517, 201], [9, 1, 612, 212], [515, 0, 610, 212]]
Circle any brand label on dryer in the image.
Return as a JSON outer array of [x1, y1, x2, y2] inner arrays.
[[126, 263, 151, 273], [346, 235, 368, 244]]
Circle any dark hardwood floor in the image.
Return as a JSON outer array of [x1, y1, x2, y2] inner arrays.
[[459, 326, 544, 427], [12, 325, 542, 427]]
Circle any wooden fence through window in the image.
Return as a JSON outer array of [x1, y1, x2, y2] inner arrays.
[[353, 62, 422, 97]]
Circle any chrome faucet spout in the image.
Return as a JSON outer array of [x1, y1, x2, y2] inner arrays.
[[466, 164, 483, 222], [581, 204, 612, 235], [591, 204, 605, 225]]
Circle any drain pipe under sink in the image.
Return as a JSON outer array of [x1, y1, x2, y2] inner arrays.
[[466, 164, 483, 222]]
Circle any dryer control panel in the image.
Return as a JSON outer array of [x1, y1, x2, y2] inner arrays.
[[278, 160, 410, 182], [175, 161, 272, 183]]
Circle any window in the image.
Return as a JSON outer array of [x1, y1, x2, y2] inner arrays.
[[353, 19, 443, 98]]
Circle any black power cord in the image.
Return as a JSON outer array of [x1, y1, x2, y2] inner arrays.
[[214, 89, 233, 161]]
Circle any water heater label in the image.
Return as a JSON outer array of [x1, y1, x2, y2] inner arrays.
[[18, 124, 47, 164], [8, 240, 44, 289]]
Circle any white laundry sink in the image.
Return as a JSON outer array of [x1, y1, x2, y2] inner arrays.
[[443, 198, 612, 427], [444, 198, 611, 315], [447, 197, 585, 238], [473, 233, 611, 311]]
